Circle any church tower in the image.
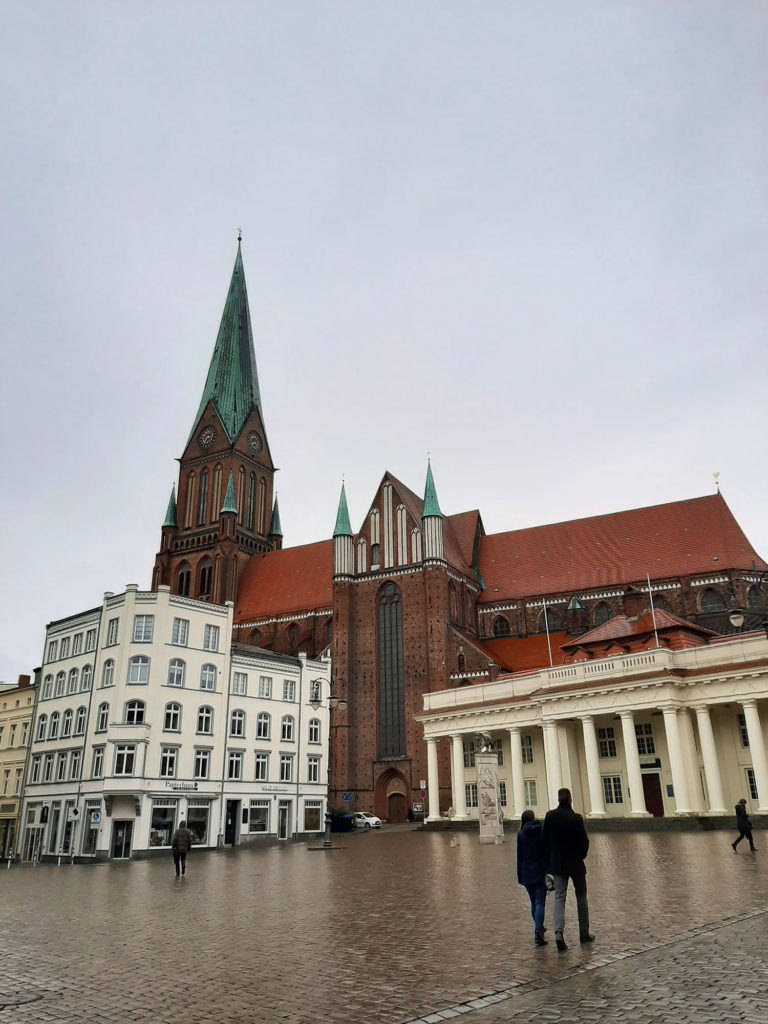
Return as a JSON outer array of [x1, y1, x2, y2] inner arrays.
[[152, 237, 276, 603]]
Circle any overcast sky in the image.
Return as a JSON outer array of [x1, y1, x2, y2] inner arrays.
[[1, 1, 766, 683]]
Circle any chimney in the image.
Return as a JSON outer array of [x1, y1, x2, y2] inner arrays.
[[623, 585, 648, 618], [17, 674, 31, 688]]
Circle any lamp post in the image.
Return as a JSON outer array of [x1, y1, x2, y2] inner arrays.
[[310, 678, 346, 850], [728, 569, 768, 638]]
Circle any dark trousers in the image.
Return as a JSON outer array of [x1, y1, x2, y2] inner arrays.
[[734, 828, 756, 851], [173, 849, 187, 875], [524, 883, 547, 934]]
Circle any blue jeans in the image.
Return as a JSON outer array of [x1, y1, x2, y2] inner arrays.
[[524, 883, 547, 934], [552, 871, 589, 936]]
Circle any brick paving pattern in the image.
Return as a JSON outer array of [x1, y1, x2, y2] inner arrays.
[[0, 828, 765, 1023]]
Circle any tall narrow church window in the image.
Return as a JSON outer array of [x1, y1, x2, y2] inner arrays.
[[356, 538, 367, 574], [540, 607, 563, 633], [238, 468, 246, 524], [185, 472, 196, 529], [211, 465, 223, 522], [377, 582, 404, 759], [594, 602, 611, 626], [177, 563, 191, 597], [701, 588, 725, 613], [287, 623, 299, 654], [652, 596, 671, 613], [258, 478, 267, 534], [492, 616, 510, 637], [197, 468, 209, 525], [247, 473, 256, 530], [198, 558, 212, 599], [396, 505, 408, 566]]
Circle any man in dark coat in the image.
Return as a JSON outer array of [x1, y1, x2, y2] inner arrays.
[[171, 819, 194, 876], [542, 788, 593, 951], [732, 798, 757, 852], [517, 809, 549, 946]]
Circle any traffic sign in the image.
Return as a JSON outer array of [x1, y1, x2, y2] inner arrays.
[[342, 793, 353, 801]]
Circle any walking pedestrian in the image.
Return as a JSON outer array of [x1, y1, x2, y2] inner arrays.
[[541, 788, 594, 951], [172, 819, 193, 876], [732, 798, 757, 852], [516, 809, 549, 946]]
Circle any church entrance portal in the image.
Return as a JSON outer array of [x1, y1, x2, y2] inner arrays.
[[375, 769, 409, 823]]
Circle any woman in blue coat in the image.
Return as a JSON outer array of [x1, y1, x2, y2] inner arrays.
[[517, 809, 549, 946]]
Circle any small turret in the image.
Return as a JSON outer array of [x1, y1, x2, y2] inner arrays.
[[422, 460, 444, 562], [333, 482, 354, 578], [268, 495, 283, 551]]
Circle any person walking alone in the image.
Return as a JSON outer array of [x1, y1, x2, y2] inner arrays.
[[732, 798, 757, 852], [172, 819, 193, 876], [517, 809, 549, 946], [542, 788, 594, 951]]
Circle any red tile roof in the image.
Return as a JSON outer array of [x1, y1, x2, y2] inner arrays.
[[481, 632, 569, 672], [561, 609, 714, 650], [478, 493, 764, 602], [234, 539, 332, 622]]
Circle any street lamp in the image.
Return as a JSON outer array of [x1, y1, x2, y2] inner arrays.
[[310, 678, 347, 850], [728, 569, 768, 638]]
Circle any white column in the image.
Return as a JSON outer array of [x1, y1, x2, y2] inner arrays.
[[662, 706, 692, 813], [451, 734, 468, 819], [620, 711, 650, 816], [542, 721, 562, 809], [678, 708, 702, 812], [426, 737, 441, 821], [581, 716, 607, 817], [508, 726, 526, 819], [742, 700, 768, 812], [693, 705, 726, 813]]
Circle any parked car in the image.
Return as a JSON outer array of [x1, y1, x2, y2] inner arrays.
[[352, 811, 382, 830]]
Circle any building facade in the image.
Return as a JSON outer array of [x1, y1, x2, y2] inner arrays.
[[0, 676, 36, 857], [20, 585, 330, 861]]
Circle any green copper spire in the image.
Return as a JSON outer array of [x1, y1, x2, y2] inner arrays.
[[333, 482, 353, 537], [268, 495, 283, 537], [220, 470, 238, 514], [163, 485, 177, 528], [189, 239, 263, 444], [422, 460, 443, 518]]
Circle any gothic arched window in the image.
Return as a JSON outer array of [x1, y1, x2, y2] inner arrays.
[[377, 582, 404, 759], [177, 562, 191, 597], [492, 616, 511, 637], [594, 602, 612, 626], [247, 472, 256, 530], [211, 464, 223, 522], [198, 558, 212, 599], [185, 472, 196, 528], [197, 468, 209, 525], [701, 588, 725, 613], [653, 596, 671, 614]]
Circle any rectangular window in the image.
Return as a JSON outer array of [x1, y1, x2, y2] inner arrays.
[[279, 754, 293, 783], [738, 714, 750, 748], [498, 781, 507, 806], [72, 633, 83, 655], [114, 745, 136, 776], [194, 749, 211, 780], [521, 735, 534, 764], [227, 751, 243, 781], [635, 722, 656, 755], [106, 618, 119, 646], [282, 679, 295, 702], [746, 767, 758, 801], [56, 752, 68, 782], [524, 779, 538, 807], [70, 751, 81, 781], [304, 801, 322, 831], [598, 727, 617, 758], [133, 615, 154, 643], [254, 752, 269, 781], [307, 755, 321, 783], [43, 754, 54, 783], [249, 800, 270, 833], [91, 747, 104, 779], [171, 618, 189, 646], [308, 719, 321, 744], [464, 783, 478, 808], [47, 640, 59, 661], [9, 723, 17, 746], [602, 775, 623, 804], [463, 740, 476, 769], [30, 755, 41, 784], [60, 637, 70, 659], [21, 721, 29, 745], [82, 800, 101, 855], [2, 770, 8, 795], [160, 748, 178, 779], [492, 738, 504, 766], [259, 676, 272, 699], [149, 801, 177, 847], [203, 624, 219, 651], [85, 629, 97, 652], [187, 803, 209, 846], [232, 671, 248, 695]]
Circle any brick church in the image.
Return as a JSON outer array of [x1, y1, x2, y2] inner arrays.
[[153, 242, 767, 822]]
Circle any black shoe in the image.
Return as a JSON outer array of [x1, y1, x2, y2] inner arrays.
[[732, 842, 738, 852], [751, 848, 758, 853], [534, 932, 548, 946], [555, 932, 567, 951], [579, 933, 595, 943]]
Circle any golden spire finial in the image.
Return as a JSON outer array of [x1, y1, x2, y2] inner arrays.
[[714, 471, 720, 492]]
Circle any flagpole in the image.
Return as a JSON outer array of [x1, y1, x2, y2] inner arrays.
[[646, 572, 660, 648], [543, 595, 553, 667]]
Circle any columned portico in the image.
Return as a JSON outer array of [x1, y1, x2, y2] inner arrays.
[[426, 737, 441, 821], [451, 734, 468, 819], [742, 701, 768, 812], [693, 705, 726, 813], [661, 706, 692, 813], [580, 716, 607, 817], [542, 720, 563, 808], [508, 726, 526, 819], [678, 709, 702, 812], [619, 711, 650, 816]]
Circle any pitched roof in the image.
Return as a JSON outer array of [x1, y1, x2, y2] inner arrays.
[[478, 493, 764, 602], [480, 632, 569, 672], [561, 609, 715, 650], [422, 462, 443, 518], [189, 242, 263, 445], [234, 539, 333, 622]]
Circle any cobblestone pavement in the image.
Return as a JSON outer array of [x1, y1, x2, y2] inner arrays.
[[0, 828, 765, 1024]]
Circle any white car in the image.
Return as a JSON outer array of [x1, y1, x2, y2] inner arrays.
[[352, 811, 382, 830]]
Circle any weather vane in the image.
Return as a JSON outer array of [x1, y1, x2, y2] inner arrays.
[[237, 227, 242, 242], [714, 471, 720, 492]]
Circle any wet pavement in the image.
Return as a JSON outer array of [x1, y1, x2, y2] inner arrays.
[[0, 826, 765, 1023]]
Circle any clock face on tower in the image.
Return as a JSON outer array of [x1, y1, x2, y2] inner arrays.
[[247, 431, 263, 455], [198, 426, 216, 450]]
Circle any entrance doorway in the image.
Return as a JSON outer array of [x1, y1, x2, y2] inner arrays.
[[225, 800, 240, 846], [387, 792, 406, 823], [24, 827, 42, 862], [111, 820, 133, 859], [277, 801, 290, 840], [642, 773, 664, 817]]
